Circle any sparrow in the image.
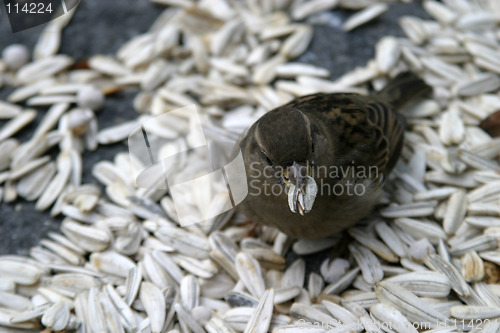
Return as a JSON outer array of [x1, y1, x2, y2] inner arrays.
[[237, 72, 431, 239]]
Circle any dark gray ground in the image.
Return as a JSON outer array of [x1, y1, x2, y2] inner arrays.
[[0, 0, 428, 257]]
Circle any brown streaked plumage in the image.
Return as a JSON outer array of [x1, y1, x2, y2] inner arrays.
[[237, 72, 431, 238]]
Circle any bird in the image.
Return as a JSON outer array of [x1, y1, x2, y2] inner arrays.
[[237, 71, 431, 239]]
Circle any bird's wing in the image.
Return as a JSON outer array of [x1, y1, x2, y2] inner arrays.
[[364, 98, 405, 176], [286, 93, 404, 178]]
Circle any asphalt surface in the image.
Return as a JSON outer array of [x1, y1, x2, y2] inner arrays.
[[0, 0, 428, 257]]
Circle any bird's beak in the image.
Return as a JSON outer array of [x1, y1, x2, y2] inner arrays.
[[283, 162, 318, 215]]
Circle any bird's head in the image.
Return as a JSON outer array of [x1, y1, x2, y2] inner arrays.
[[251, 108, 319, 215]]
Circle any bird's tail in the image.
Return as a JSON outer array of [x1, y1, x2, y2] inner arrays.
[[376, 71, 432, 109]]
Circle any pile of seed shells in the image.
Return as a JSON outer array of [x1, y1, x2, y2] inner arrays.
[[2, 0, 500, 332]]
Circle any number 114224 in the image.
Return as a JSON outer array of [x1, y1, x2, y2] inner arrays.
[[6, 2, 53, 14]]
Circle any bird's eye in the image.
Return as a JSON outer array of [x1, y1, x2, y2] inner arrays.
[[260, 150, 272, 165]]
